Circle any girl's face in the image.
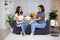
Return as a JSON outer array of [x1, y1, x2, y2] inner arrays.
[[38, 7, 42, 12], [19, 8, 23, 15], [19, 8, 22, 12]]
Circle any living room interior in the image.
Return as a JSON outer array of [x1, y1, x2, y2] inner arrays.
[[0, 0, 60, 40]]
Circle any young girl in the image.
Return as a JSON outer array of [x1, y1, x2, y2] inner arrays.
[[15, 6, 28, 36]]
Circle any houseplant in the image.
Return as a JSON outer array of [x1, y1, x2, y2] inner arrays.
[[6, 14, 14, 32], [49, 10, 58, 26]]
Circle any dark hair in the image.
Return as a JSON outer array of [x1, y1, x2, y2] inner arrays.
[[15, 6, 23, 15], [38, 5, 45, 12]]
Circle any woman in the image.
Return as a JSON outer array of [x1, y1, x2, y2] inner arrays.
[[30, 5, 46, 35], [15, 6, 28, 36]]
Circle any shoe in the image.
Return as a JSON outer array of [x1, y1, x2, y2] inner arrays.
[[29, 33, 34, 37]]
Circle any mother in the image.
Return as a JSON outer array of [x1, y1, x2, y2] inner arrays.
[[30, 5, 46, 35]]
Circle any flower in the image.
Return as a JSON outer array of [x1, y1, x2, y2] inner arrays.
[[30, 12, 35, 18]]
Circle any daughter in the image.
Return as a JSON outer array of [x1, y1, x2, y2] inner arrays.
[[15, 6, 28, 36]]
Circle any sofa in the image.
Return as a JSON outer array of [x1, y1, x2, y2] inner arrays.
[[13, 20, 50, 35]]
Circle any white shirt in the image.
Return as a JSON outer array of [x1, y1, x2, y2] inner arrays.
[[15, 13, 24, 20], [15, 13, 24, 24]]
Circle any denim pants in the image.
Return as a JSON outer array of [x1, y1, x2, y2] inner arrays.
[[31, 21, 46, 34], [16, 22, 28, 32]]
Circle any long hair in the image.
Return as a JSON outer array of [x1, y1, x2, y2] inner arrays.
[[38, 5, 45, 13], [15, 6, 23, 15]]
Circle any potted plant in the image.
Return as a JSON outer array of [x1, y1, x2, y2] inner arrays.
[[6, 14, 14, 32], [49, 10, 58, 26]]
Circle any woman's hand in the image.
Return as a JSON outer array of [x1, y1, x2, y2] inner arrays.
[[33, 17, 41, 21]]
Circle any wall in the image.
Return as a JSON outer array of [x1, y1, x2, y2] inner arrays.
[[0, 0, 52, 29], [0, 0, 14, 29], [14, 0, 52, 16], [51, 0, 60, 25], [0, 0, 6, 29]]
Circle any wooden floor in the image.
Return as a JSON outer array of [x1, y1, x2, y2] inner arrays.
[[0, 29, 10, 40]]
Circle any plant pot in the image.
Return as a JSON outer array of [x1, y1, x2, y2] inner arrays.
[[50, 20, 56, 26]]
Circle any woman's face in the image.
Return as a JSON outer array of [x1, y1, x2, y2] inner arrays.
[[19, 8, 22, 12], [38, 7, 42, 12]]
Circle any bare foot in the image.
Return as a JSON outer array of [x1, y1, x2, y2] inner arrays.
[[22, 32, 26, 36]]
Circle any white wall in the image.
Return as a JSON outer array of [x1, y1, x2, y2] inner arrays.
[[0, 0, 6, 29], [14, 0, 52, 16], [0, 0, 52, 29], [0, 0, 14, 29], [13, 0, 52, 21], [5, 0, 14, 14]]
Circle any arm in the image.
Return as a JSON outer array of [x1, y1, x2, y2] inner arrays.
[[34, 13, 45, 21], [33, 17, 41, 21], [23, 17, 27, 22], [23, 17, 31, 22]]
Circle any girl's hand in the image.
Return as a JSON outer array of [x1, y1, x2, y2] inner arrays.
[[23, 17, 27, 22]]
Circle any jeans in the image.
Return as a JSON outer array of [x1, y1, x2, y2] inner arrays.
[[16, 22, 28, 32], [31, 21, 46, 34]]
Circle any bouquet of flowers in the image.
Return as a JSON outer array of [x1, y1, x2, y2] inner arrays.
[[30, 12, 36, 18]]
